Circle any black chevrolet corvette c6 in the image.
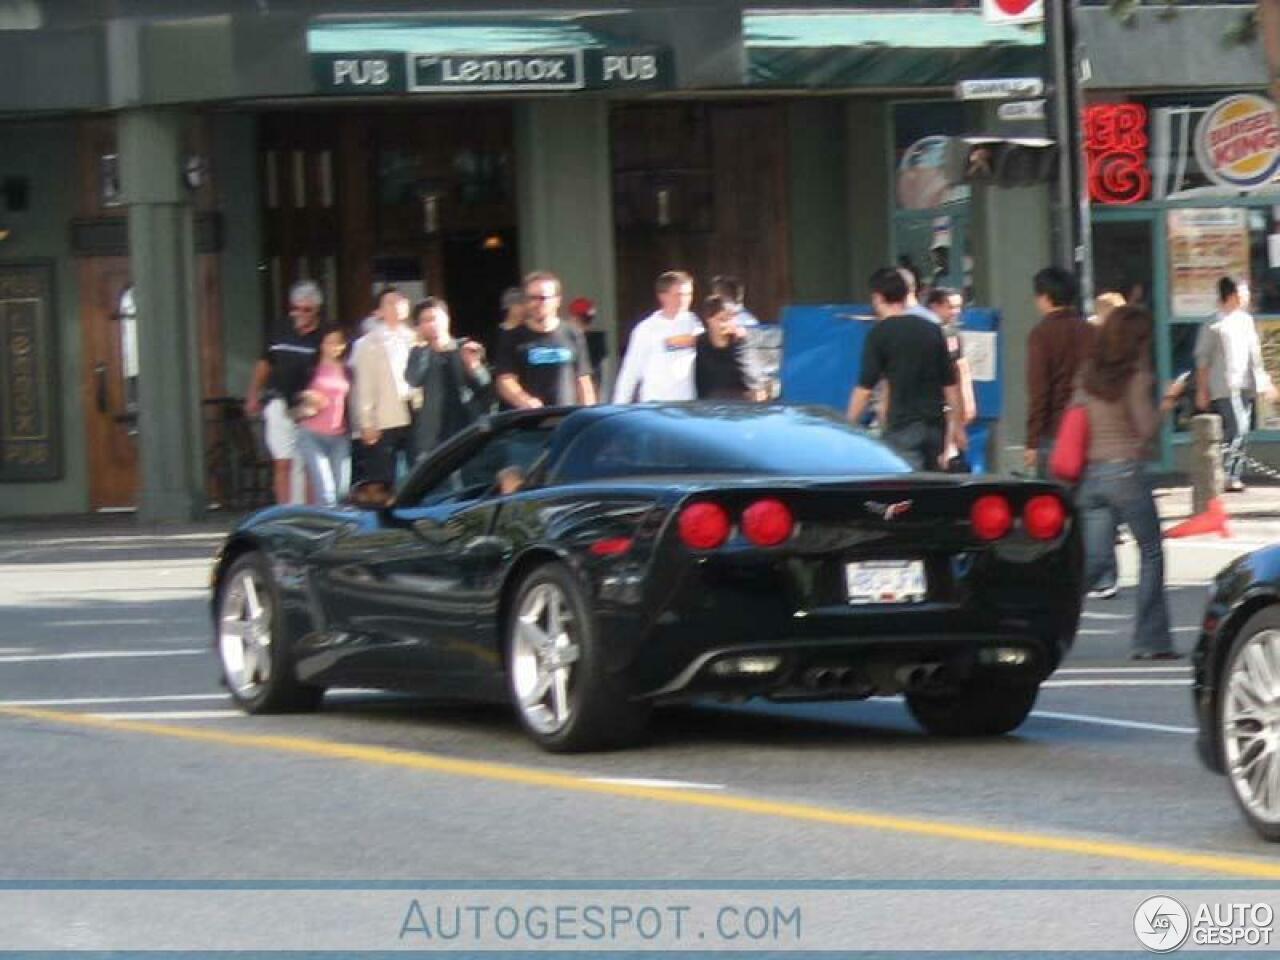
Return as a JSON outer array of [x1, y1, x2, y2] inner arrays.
[[210, 404, 1083, 752], [1194, 545, 1280, 840]]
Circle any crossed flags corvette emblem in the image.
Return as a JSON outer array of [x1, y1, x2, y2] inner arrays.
[[865, 500, 914, 520]]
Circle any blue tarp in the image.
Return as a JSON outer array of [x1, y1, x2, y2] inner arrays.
[[779, 304, 1002, 473]]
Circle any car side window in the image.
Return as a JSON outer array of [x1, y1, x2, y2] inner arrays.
[[414, 427, 555, 507]]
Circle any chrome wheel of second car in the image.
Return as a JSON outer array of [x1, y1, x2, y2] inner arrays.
[[218, 564, 275, 700], [511, 581, 581, 735], [1223, 628, 1280, 826]]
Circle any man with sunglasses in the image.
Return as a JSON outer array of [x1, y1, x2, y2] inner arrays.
[[496, 271, 596, 409], [245, 280, 324, 504]]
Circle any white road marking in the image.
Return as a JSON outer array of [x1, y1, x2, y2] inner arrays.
[[0, 648, 33, 655], [0, 649, 205, 664], [0, 693, 226, 707], [1042, 679, 1190, 688], [1056, 666, 1189, 675], [86, 710, 243, 721], [1080, 612, 1130, 621], [45, 619, 167, 628], [1030, 709, 1196, 735], [587, 777, 725, 791]]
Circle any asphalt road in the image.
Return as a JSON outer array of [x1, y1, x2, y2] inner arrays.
[[1, 519, 1277, 884]]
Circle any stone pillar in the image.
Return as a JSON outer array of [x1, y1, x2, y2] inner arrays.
[[969, 181, 1053, 474], [1190, 413, 1225, 514], [515, 99, 617, 389], [119, 108, 205, 523], [845, 100, 892, 300]]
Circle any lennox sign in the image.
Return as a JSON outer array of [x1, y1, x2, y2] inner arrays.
[[313, 49, 671, 94]]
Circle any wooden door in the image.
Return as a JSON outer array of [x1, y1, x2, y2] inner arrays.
[[611, 102, 791, 346], [80, 258, 138, 509]]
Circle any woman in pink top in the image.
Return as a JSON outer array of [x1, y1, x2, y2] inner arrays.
[[294, 326, 352, 507]]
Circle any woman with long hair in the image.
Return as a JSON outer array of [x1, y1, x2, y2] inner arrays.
[[1078, 305, 1178, 659]]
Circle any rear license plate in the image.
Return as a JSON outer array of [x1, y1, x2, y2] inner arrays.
[[845, 560, 927, 605]]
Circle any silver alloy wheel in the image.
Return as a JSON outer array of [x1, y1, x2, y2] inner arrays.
[[1224, 628, 1280, 824], [218, 566, 274, 699], [511, 581, 581, 735]]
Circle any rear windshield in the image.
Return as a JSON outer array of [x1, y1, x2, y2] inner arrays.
[[552, 407, 910, 482]]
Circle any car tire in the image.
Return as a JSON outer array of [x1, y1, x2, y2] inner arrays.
[[905, 681, 1039, 737], [1218, 606, 1280, 842], [214, 552, 324, 715], [505, 561, 650, 752]]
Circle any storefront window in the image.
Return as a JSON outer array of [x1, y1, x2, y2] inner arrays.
[[892, 102, 972, 296]]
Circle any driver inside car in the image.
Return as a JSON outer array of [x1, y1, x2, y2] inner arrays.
[[496, 466, 526, 496]]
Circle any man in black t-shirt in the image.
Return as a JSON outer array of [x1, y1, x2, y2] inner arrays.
[[847, 268, 966, 471], [245, 280, 324, 503], [496, 271, 596, 408]]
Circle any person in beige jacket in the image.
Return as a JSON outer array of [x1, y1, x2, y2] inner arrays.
[[353, 286, 417, 487]]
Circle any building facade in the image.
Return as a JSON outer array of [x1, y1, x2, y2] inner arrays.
[[0, 0, 1266, 519]]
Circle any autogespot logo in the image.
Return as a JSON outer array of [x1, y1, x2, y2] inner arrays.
[[1135, 896, 1191, 953]]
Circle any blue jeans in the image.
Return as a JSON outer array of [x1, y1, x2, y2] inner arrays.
[[1212, 393, 1253, 484], [297, 429, 351, 507], [883, 421, 945, 471], [1078, 461, 1174, 654], [1039, 443, 1117, 592]]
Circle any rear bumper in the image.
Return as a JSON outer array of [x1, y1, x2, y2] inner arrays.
[[639, 629, 1053, 702]]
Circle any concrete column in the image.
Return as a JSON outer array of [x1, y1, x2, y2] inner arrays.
[[119, 108, 205, 523], [846, 100, 893, 301], [515, 99, 617, 383], [788, 100, 851, 303], [969, 177, 1052, 474]]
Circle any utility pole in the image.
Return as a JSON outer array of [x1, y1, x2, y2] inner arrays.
[[1044, 0, 1093, 304]]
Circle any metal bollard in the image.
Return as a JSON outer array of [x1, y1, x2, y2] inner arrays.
[[1190, 413, 1225, 515]]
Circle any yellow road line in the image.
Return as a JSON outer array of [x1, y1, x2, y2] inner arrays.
[[3, 703, 1277, 879]]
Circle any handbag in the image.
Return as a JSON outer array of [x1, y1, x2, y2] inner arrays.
[[1049, 403, 1090, 484]]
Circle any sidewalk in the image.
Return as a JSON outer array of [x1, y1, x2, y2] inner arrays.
[[0, 479, 1277, 549]]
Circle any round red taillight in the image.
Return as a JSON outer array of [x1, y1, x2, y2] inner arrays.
[[971, 495, 1013, 541], [678, 502, 731, 550], [1024, 494, 1066, 540], [742, 498, 794, 547]]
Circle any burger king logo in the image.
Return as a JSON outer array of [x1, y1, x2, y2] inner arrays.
[[1196, 94, 1280, 191]]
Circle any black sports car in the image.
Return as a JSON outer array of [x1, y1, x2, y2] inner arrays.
[[210, 404, 1083, 751], [1195, 546, 1280, 840]]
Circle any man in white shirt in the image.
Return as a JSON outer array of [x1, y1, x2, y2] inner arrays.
[[1196, 276, 1275, 492], [614, 271, 702, 403]]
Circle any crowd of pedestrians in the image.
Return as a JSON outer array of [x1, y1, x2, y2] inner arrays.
[[250, 269, 769, 508], [249, 259, 1278, 661]]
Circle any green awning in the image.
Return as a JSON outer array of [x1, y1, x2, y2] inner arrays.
[[745, 11, 1044, 89], [307, 19, 622, 55]]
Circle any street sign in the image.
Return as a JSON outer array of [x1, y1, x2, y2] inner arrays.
[[983, 0, 1044, 26], [956, 78, 1045, 101], [998, 99, 1047, 122]]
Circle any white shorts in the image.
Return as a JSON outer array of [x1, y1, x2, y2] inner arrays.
[[263, 397, 298, 461]]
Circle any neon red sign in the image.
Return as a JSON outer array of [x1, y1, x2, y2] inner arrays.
[[1083, 103, 1151, 205]]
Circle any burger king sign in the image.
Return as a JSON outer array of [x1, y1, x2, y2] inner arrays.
[[1196, 94, 1280, 191]]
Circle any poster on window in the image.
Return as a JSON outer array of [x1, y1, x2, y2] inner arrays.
[[1255, 318, 1280, 430], [1167, 208, 1250, 317]]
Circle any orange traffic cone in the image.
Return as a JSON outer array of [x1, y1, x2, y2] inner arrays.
[[1165, 497, 1232, 539]]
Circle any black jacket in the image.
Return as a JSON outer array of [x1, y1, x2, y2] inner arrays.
[[405, 344, 496, 458]]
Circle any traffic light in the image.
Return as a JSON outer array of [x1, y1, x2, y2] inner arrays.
[[944, 136, 1058, 187]]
